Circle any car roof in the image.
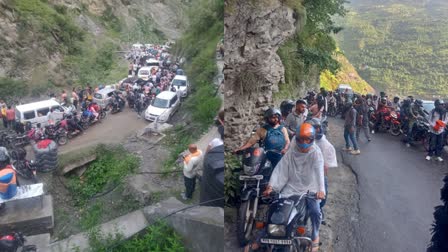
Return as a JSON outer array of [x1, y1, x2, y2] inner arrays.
[[16, 99, 61, 112], [95, 87, 116, 95], [173, 75, 187, 81], [156, 91, 177, 99], [338, 84, 352, 89], [139, 66, 157, 71]]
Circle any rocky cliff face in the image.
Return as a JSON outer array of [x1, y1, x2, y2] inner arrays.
[[0, 0, 185, 84], [223, 0, 302, 149]]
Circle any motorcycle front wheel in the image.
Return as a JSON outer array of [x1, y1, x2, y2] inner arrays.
[[237, 199, 256, 246], [99, 110, 107, 120], [389, 124, 401, 136], [57, 136, 68, 146]]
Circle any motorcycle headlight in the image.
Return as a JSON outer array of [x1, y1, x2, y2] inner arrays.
[[243, 164, 259, 176], [268, 224, 286, 237]]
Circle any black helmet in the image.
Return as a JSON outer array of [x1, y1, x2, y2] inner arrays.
[[393, 96, 400, 102], [415, 99, 423, 106], [0, 147, 10, 168], [296, 99, 308, 106], [380, 97, 387, 104], [264, 108, 281, 121], [380, 91, 386, 98], [435, 99, 444, 107], [280, 100, 295, 117]]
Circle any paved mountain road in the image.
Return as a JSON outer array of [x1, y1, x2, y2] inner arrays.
[[338, 119, 446, 252]]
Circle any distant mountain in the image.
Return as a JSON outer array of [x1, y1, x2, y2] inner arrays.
[[337, 0, 448, 98]]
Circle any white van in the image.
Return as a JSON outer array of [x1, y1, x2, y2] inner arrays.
[[144, 91, 180, 122], [145, 58, 159, 67], [170, 75, 190, 98], [15, 99, 66, 128], [138, 66, 157, 81]]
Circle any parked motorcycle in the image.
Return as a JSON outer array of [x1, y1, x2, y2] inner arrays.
[[369, 107, 401, 136], [9, 148, 37, 183], [44, 123, 68, 146], [404, 117, 431, 151], [235, 147, 275, 246], [0, 232, 36, 252], [256, 191, 318, 252], [106, 95, 125, 114], [327, 102, 338, 117]]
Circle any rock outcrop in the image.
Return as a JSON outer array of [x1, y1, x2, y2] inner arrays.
[[223, 0, 302, 149]]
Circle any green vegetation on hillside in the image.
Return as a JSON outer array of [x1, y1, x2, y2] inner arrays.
[[337, 0, 448, 98], [277, 0, 347, 98], [320, 50, 375, 94], [12, 0, 85, 55]]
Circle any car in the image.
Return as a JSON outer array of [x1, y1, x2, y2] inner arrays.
[[421, 100, 435, 119], [144, 91, 180, 122], [93, 87, 119, 109], [145, 58, 159, 67], [15, 99, 67, 128], [170, 75, 190, 98]]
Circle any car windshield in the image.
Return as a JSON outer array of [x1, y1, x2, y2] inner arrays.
[[139, 70, 150, 75], [172, 79, 186, 87], [152, 98, 169, 108], [422, 103, 434, 113]]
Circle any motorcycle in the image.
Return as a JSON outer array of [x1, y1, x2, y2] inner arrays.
[[256, 192, 318, 252], [12, 160, 37, 183], [80, 110, 100, 130], [0, 232, 36, 252], [235, 147, 275, 246], [44, 123, 68, 146], [370, 107, 401, 136], [61, 114, 84, 139], [404, 117, 431, 151], [327, 102, 338, 117], [106, 95, 125, 114]]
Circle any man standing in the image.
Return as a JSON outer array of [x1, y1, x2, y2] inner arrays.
[[285, 99, 309, 139], [343, 102, 360, 155], [72, 88, 79, 110], [5, 106, 15, 129], [182, 144, 203, 200], [426, 100, 447, 161], [0, 101, 7, 129]]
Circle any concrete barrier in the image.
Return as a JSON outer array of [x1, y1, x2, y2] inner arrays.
[[143, 197, 224, 252]]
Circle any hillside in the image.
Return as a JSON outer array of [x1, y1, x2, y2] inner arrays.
[[337, 0, 448, 98], [320, 50, 375, 94], [0, 0, 188, 102]]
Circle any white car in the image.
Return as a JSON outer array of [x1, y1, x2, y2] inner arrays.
[[170, 75, 190, 98], [144, 91, 180, 122]]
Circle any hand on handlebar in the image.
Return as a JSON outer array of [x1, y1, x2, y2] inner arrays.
[[316, 191, 325, 200], [263, 185, 273, 197]]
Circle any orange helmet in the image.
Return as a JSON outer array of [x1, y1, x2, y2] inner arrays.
[[296, 122, 315, 149]]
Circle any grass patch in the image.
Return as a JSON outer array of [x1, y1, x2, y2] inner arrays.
[[87, 221, 185, 252], [80, 202, 103, 230], [66, 145, 140, 206]]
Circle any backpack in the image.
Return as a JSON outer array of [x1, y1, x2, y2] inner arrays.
[[263, 125, 286, 151]]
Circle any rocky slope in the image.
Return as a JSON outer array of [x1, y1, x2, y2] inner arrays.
[[223, 0, 301, 149], [0, 0, 186, 89]]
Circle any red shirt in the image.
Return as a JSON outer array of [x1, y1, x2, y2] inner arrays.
[[6, 109, 15, 121]]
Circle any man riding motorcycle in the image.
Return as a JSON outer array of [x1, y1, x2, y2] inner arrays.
[[405, 99, 426, 147], [234, 108, 290, 169]]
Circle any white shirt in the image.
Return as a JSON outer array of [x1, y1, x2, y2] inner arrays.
[[315, 135, 338, 168], [183, 150, 203, 178], [208, 138, 223, 150]]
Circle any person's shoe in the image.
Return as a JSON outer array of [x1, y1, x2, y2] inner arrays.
[[368, 138, 372, 142], [425, 155, 431, 161], [436, 156, 444, 162], [350, 149, 361, 155], [406, 143, 411, 148], [342, 147, 353, 151], [180, 192, 188, 200], [371, 130, 375, 134]]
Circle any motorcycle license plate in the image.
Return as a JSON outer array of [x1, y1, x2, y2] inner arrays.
[[260, 238, 292, 245], [239, 175, 263, 180]]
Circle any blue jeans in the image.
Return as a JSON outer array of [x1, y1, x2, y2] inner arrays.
[[428, 133, 444, 157], [306, 197, 322, 241], [344, 126, 358, 150], [320, 176, 328, 209]]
